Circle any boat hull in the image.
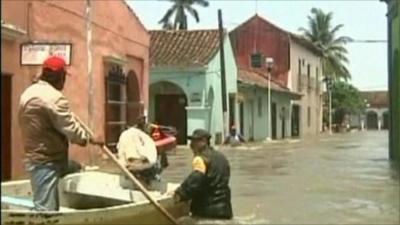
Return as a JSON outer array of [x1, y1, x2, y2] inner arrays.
[[1, 171, 190, 225]]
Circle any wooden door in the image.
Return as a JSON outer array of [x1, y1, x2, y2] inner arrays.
[[155, 95, 187, 144], [271, 103, 277, 139], [291, 105, 300, 137], [1, 74, 12, 181]]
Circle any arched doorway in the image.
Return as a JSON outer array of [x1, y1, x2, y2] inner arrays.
[[150, 81, 188, 144], [366, 111, 378, 130], [382, 111, 389, 130]]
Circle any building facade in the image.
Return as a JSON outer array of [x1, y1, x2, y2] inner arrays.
[[288, 36, 324, 137], [348, 91, 389, 130], [382, 0, 400, 161], [230, 15, 320, 140], [1, 0, 150, 180], [149, 30, 238, 145], [237, 69, 300, 141]]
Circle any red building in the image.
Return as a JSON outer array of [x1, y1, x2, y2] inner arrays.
[[229, 15, 291, 87], [1, 0, 150, 180]]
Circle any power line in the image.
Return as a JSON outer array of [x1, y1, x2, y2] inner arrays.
[[348, 39, 387, 43]]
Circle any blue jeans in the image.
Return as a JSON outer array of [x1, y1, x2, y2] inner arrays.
[[26, 162, 64, 211]]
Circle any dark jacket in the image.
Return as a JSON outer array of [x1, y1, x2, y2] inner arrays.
[[175, 147, 233, 219]]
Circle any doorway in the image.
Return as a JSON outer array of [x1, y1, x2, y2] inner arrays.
[[281, 107, 286, 139], [155, 94, 187, 144], [239, 102, 244, 136], [271, 103, 277, 139], [291, 104, 300, 137], [1, 74, 12, 181], [366, 111, 378, 130]]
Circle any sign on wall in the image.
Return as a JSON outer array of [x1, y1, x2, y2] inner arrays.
[[20, 43, 72, 65]]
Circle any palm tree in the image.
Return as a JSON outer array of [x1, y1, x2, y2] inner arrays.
[[299, 8, 352, 81], [159, 0, 209, 30]]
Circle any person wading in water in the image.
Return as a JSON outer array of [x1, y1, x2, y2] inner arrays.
[[172, 129, 233, 219]]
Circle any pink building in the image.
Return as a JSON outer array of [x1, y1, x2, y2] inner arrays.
[[1, 0, 149, 180]]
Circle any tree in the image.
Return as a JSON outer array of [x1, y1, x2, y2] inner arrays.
[[159, 0, 209, 30], [328, 81, 365, 127], [299, 8, 352, 81]]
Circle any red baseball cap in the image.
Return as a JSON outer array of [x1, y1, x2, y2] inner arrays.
[[42, 56, 69, 75]]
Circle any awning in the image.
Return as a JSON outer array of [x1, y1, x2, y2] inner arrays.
[[1, 21, 26, 40], [238, 69, 302, 100]]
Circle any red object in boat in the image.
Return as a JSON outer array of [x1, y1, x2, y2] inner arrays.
[[152, 125, 177, 153]]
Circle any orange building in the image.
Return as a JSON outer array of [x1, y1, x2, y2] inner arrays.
[[1, 0, 150, 180]]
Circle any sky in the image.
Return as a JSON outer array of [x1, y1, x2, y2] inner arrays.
[[128, 0, 389, 91]]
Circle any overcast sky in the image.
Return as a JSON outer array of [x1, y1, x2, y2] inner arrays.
[[128, 0, 388, 91]]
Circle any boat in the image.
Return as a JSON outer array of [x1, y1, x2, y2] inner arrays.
[[1, 171, 190, 225]]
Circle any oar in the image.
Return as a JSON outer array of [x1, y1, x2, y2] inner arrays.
[[78, 119, 180, 225]]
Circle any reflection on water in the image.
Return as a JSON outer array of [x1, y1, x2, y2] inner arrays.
[[163, 131, 399, 224]]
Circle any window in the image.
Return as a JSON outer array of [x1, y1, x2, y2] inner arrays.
[[258, 96, 262, 117], [307, 106, 311, 127], [298, 59, 302, 91], [307, 64, 311, 90], [105, 64, 127, 152]]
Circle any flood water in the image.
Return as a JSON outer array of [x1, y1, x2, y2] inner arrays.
[[162, 131, 399, 224]]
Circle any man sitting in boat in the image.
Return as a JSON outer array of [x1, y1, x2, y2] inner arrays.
[[172, 129, 233, 219], [117, 126, 165, 189]]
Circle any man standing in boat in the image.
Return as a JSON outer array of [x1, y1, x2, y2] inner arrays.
[[18, 56, 104, 211], [172, 129, 233, 219]]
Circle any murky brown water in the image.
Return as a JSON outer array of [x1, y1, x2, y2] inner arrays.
[[162, 131, 399, 224]]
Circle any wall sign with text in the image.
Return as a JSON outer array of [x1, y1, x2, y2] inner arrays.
[[20, 43, 72, 65]]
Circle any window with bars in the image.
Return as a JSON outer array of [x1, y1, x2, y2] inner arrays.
[[298, 59, 302, 92], [105, 65, 127, 152], [105, 65, 143, 153]]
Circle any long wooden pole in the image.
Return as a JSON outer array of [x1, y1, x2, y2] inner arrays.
[[85, 0, 94, 165], [77, 118, 179, 225]]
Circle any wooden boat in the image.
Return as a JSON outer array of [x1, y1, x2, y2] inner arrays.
[[1, 171, 190, 225]]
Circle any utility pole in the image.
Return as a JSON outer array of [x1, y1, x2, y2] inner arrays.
[[218, 9, 229, 141], [86, 0, 94, 164]]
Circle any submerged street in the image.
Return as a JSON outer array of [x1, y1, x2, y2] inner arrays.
[[162, 131, 399, 224]]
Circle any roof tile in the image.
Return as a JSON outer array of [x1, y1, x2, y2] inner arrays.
[[150, 29, 221, 68]]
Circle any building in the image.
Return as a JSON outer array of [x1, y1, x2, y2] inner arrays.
[[348, 91, 389, 130], [382, 0, 400, 161], [288, 34, 324, 137], [149, 30, 238, 145], [230, 15, 321, 140], [237, 69, 301, 141], [1, 0, 150, 180]]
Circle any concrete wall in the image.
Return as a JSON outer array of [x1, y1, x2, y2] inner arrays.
[[1, 0, 150, 179], [289, 40, 323, 137]]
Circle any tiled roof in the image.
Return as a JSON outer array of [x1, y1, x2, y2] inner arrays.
[[238, 68, 302, 97], [149, 29, 221, 68], [361, 91, 388, 108]]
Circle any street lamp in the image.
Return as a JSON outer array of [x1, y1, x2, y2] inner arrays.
[[266, 57, 274, 141]]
